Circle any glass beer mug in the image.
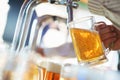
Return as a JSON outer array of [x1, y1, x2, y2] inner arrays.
[[44, 61, 61, 80], [69, 16, 109, 66]]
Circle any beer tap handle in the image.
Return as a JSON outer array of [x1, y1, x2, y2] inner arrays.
[[66, 0, 73, 23]]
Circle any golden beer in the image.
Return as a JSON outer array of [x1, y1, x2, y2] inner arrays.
[[70, 28, 106, 64], [3, 62, 39, 80], [44, 62, 61, 80], [3, 70, 13, 80], [23, 62, 39, 80]]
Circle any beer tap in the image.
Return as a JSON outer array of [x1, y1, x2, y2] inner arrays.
[[11, 0, 80, 53], [11, 0, 41, 53], [66, 0, 73, 23]]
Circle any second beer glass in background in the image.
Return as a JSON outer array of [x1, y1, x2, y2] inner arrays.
[[69, 16, 108, 66], [44, 61, 61, 80]]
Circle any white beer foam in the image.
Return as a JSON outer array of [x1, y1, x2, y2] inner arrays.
[[46, 62, 61, 73]]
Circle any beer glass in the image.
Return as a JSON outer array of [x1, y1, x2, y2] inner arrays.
[[44, 61, 61, 80], [69, 16, 108, 66]]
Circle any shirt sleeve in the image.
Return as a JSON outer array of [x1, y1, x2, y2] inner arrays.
[[88, 0, 120, 30]]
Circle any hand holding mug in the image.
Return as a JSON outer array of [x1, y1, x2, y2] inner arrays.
[[95, 22, 120, 50]]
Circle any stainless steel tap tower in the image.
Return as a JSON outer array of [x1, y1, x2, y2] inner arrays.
[[11, 0, 79, 53]]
